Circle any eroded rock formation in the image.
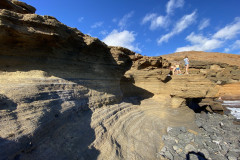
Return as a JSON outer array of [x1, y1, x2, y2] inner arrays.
[[0, 1, 133, 159], [0, 1, 240, 160]]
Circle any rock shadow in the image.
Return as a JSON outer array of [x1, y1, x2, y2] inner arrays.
[[0, 37, 132, 97], [0, 25, 132, 159], [186, 151, 208, 160], [0, 94, 18, 125], [120, 76, 154, 105], [0, 94, 17, 111], [162, 75, 172, 83], [1, 97, 100, 160], [186, 98, 208, 113]]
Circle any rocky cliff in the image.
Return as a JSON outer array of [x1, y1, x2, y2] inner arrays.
[[0, 1, 240, 160], [0, 1, 133, 159], [162, 51, 240, 101]]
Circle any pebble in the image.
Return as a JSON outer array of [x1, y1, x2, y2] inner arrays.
[[228, 156, 237, 160], [164, 150, 173, 159], [184, 144, 197, 153], [199, 149, 210, 159]]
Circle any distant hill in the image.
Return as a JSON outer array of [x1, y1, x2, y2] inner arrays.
[[162, 51, 240, 67]]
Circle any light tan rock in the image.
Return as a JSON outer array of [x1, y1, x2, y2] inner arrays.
[[170, 97, 186, 108]]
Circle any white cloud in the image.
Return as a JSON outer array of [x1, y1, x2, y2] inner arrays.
[[232, 40, 240, 50], [224, 48, 230, 53], [198, 18, 210, 30], [176, 32, 223, 52], [176, 17, 240, 53], [142, 13, 169, 30], [141, 0, 184, 30], [166, 0, 184, 14], [174, 11, 197, 33], [102, 29, 141, 52], [91, 21, 104, 28], [224, 40, 240, 52], [150, 16, 169, 30], [78, 17, 84, 23], [213, 17, 240, 40], [141, 13, 157, 24], [158, 11, 197, 44], [118, 11, 134, 30], [100, 30, 108, 36], [157, 33, 174, 44]]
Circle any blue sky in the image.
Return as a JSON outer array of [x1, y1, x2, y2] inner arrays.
[[23, 0, 240, 56]]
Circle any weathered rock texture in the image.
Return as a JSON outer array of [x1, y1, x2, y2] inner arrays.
[[0, 1, 240, 160], [162, 51, 240, 111], [121, 52, 232, 112], [162, 51, 240, 67], [0, 1, 133, 159], [160, 113, 240, 160], [0, 0, 36, 14]]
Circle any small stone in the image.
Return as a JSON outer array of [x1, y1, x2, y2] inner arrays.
[[188, 129, 198, 135], [160, 146, 167, 153], [228, 156, 237, 160], [226, 151, 239, 158], [173, 146, 183, 154], [231, 149, 240, 153], [199, 149, 210, 159], [185, 144, 197, 153], [220, 122, 224, 127], [195, 120, 203, 127], [173, 145, 179, 151], [168, 127, 186, 137], [167, 127, 173, 133], [164, 151, 173, 160]]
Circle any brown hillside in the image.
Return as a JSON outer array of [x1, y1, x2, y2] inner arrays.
[[162, 51, 240, 67]]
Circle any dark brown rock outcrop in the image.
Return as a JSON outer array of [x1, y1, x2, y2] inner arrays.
[[0, 0, 36, 14], [0, 1, 133, 159]]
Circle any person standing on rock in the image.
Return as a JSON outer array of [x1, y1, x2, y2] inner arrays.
[[184, 56, 189, 74], [175, 62, 182, 75]]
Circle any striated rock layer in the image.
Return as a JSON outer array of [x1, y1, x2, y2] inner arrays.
[[1, 1, 240, 160], [0, 1, 133, 159]]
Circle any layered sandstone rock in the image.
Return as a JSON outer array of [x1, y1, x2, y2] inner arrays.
[[162, 51, 240, 111], [0, 1, 240, 160], [121, 53, 224, 112], [162, 51, 240, 67], [162, 51, 240, 101], [0, 1, 133, 159]]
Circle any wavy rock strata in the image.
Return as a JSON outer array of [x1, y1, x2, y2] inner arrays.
[[0, 1, 133, 159]]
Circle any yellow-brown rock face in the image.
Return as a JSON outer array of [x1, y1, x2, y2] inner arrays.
[[0, 1, 133, 159], [1, 1, 240, 160]]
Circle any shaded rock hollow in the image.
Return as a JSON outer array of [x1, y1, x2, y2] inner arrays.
[[0, 1, 240, 160]]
